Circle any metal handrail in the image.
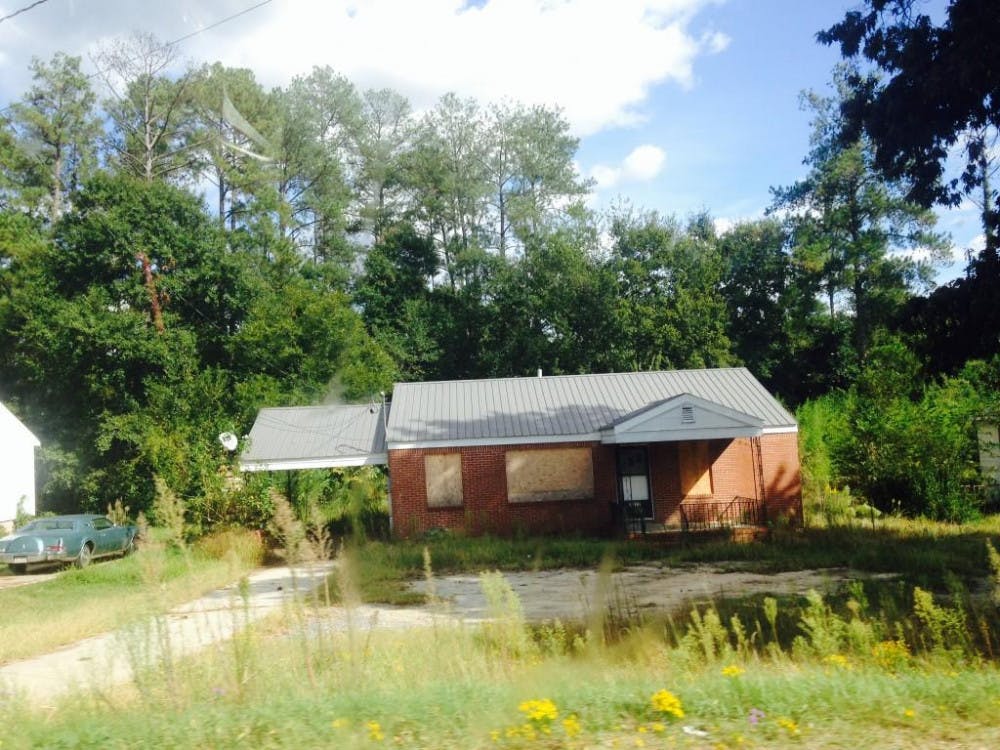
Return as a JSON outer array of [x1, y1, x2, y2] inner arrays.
[[679, 496, 766, 532]]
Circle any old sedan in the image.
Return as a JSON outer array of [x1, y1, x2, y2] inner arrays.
[[0, 515, 138, 574]]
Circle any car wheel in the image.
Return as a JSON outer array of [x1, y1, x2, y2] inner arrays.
[[75, 543, 93, 569], [9, 563, 27, 575]]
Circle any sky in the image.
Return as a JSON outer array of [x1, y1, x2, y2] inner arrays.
[[0, 0, 980, 282]]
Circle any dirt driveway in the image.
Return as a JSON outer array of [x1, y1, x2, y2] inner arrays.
[[409, 564, 893, 622], [0, 570, 60, 590]]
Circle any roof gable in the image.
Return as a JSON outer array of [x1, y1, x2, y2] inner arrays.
[[601, 393, 764, 444]]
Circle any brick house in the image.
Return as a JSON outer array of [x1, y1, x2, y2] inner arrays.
[[242, 368, 802, 538]]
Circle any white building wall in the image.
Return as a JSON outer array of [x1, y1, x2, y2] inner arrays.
[[0, 404, 40, 523]]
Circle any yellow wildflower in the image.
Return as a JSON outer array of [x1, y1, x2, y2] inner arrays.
[[650, 722, 665, 733], [490, 730, 501, 742], [823, 654, 850, 669], [562, 715, 582, 738], [367, 721, 385, 741], [519, 698, 559, 722], [331, 719, 348, 730], [903, 708, 916, 718], [721, 665, 745, 677], [872, 639, 911, 671], [776, 717, 799, 736], [651, 689, 685, 719]]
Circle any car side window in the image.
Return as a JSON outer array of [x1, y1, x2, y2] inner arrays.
[[91, 517, 112, 530]]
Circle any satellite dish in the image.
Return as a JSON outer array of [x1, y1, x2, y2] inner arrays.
[[218, 432, 238, 452]]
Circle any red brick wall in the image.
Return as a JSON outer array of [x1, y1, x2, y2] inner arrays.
[[758, 431, 803, 522], [389, 442, 616, 539], [388, 432, 802, 538]]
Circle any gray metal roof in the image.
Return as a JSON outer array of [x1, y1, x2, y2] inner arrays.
[[387, 368, 795, 446], [241, 404, 387, 471]]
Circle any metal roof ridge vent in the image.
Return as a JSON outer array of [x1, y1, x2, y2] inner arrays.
[[681, 405, 695, 424]]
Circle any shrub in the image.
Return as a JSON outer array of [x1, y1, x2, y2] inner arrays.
[[193, 527, 266, 567]]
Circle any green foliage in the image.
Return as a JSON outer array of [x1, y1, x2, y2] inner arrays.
[[819, 0, 1000, 250], [7, 52, 101, 222], [798, 337, 993, 521], [607, 210, 734, 370]]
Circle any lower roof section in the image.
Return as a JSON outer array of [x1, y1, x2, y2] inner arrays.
[[240, 404, 387, 472]]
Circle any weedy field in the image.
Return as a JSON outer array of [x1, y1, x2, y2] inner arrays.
[[0, 528, 263, 664], [2, 517, 1000, 748]]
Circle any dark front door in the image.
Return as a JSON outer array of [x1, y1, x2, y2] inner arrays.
[[617, 446, 653, 521]]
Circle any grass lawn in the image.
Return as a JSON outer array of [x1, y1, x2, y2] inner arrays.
[[3, 516, 1000, 748], [0, 541, 257, 664]]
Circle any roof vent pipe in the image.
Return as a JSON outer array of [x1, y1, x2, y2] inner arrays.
[[537, 369, 543, 378]]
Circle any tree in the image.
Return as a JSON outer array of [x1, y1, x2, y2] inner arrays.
[[191, 63, 279, 231], [405, 94, 491, 287], [353, 88, 412, 242], [0, 173, 392, 512], [717, 219, 797, 386], [271, 67, 360, 266], [8, 53, 101, 222], [483, 102, 590, 257], [354, 222, 440, 379], [772, 74, 947, 359], [819, 0, 1000, 251], [607, 210, 733, 370], [96, 32, 200, 183]]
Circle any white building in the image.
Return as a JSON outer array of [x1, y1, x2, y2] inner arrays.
[[0, 402, 40, 526]]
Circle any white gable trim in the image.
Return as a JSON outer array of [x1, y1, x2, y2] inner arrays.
[[600, 393, 764, 444]]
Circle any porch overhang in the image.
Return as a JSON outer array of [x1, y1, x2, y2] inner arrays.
[[600, 393, 764, 445], [239, 404, 388, 472]]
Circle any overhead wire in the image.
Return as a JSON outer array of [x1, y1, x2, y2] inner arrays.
[[0, 0, 50, 25]]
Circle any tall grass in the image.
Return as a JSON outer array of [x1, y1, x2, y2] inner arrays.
[[4, 543, 1000, 748]]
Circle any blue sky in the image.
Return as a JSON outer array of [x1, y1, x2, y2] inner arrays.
[[0, 0, 977, 281]]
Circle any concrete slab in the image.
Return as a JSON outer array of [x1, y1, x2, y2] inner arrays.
[[0, 562, 333, 704], [409, 564, 895, 622]]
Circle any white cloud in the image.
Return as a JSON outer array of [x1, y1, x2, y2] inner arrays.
[[702, 30, 730, 54], [0, 0, 727, 136], [590, 144, 666, 190], [622, 144, 667, 181]]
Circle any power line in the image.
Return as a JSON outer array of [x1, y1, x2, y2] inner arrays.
[[169, 0, 274, 47], [0, 0, 275, 116], [0, 0, 50, 25]]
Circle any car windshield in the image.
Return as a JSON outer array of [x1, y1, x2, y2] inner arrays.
[[20, 520, 76, 532]]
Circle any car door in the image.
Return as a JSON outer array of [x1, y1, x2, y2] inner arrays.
[[89, 517, 117, 554]]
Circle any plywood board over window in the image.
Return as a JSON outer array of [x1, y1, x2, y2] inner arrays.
[[506, 448, 594, 503], [425, 453, 463, 507], [679, 441, 713, 497]]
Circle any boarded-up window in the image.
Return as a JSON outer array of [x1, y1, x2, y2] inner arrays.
[[425, 453, 463, 507], [679, 441, 713, 496], [505, 448, 594, 503]]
